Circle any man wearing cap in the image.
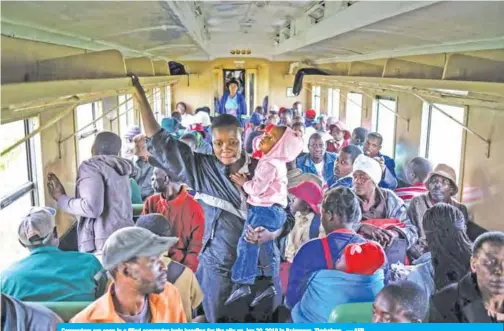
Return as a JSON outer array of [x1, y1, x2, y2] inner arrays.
[[303, 109, 318, 151], [1, 207, 106, 302], [142, 167, 204, 272], [407, 163, 471, 258], [267, 105, 281, 125], [326, 120, 351, 153], [363, 132, 398, 189], [70, 227, 186, 323], [131, 134, 155, 200], [47, 131, 134, 258], [352, 154, 418, 249], [195, 108, 213, 144]]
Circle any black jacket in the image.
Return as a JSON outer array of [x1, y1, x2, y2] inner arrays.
[[429, 272, 496, 323]]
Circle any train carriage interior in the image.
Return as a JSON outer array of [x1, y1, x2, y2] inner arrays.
[[1, 0, 504, 326]]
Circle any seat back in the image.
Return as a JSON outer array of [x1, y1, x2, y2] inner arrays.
[[328, 301, 374, 323], [25, 301, 91, 322]]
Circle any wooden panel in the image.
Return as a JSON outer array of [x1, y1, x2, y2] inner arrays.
[[153, 60, 170, 76], [443, 54, 504, 82], [383, 58, 443, 79], [348, 61, 383, 77], [125, 57, 155, 76]]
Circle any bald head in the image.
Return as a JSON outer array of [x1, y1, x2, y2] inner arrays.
[[92, 132, 121, 156]]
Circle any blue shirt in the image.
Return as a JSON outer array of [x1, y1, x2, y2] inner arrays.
[[378, 153, 398, 189], [296, 152, 338, 183], [1, 246, 106, 302], [224, 95, 239, 116], [327, 176, 353, 189]]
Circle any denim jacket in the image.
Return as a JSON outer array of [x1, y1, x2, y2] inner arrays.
[[296, 152, 337, 183]]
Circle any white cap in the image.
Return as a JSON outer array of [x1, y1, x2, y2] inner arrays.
[[353, 154, 382, 186]]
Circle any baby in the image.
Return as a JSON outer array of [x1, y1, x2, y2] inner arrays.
[[228, 124, 303, 306]]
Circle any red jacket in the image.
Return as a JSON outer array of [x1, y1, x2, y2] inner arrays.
[[326, 139, 350, 153], [142, 188, 204, 272]]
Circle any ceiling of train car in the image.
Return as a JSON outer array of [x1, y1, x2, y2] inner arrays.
[[1, 1, 503, 62]]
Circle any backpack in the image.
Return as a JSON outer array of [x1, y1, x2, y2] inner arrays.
[[168, 61, 190, 86]]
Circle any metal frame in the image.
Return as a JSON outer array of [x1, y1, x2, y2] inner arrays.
[[374, 96, 398, 158]]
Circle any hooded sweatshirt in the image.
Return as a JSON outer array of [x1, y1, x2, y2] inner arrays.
[[57, 155, 133, 253], [243, 127, 303, 208]]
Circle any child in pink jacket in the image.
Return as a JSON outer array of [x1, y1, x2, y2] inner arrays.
[[227, 125, 303, 306]]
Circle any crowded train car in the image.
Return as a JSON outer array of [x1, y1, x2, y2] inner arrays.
[[1, 0, 504, 327]]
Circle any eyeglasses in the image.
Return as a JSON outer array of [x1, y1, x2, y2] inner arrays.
[[429, 176, 452, 186]]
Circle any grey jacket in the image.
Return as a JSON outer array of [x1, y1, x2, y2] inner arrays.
[[58, 155, 133, 253], [1, 294, 62, 331], [406, 252, 435, 300]]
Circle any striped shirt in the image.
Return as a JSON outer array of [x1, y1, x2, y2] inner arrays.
[[394, 183, 428, 206]]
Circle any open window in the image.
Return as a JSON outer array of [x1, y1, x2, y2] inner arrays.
[[118, 95, 135, 137], [345, 92, 363, 130], [311, 85, 321, 113], [75, 101, 103, 165], [372, 97, 397, 157], [327, 88, 340, 119]]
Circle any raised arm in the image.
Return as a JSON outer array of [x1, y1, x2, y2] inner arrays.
[[129, 74, 160, 138]]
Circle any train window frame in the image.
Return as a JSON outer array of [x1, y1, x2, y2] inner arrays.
[[153, 87, 162, 122], [345, 92, 363, 131], [0, 118, 40, 210], [74, 101, 103, 165], [311, 85, 321, 113], [327, 88, 340, 120], [165, 85, 172, 117], [118, 94, 135, 137], [420, 102, 467, 187], [371, 96, 397, 158]]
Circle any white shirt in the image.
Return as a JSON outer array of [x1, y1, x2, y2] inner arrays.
[[181, 114, 195, 128], [314, 161, 324, 179]]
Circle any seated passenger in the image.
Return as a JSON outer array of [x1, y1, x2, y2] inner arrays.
[[176, 101, 195, 129], [226, 125, 303, 305], [1, 293, 62, 331], [131, 134, 155, 200], [288, 188, 385, 323], [286, 187, 366, 309], [327, 145, 362, 189], [47, 131, 134, 259], [407, 163, 471, 258], [352, 155, 418, 249], [179, 133, 198, 152], [363, 132, 398, 189], [394, 157, 432, 206], [122, 125, 141, 158], [429, 231, 504, 323], [291, 122, 308, 155], [142, 167, 204, 272], [406, 203, 472, 300], [135, 214, 203, 322], [194, 107, 213, 144], [350, 127, 369, 150], [287, 160, 322, 189], [297, 133, 338, 185], [279, 107, 294, 127], [326, 121, 351, 153], [284, 181, 324, 262], [244, 111, 264, 150], [372, 281, 428, 323], [1, 207, 106, 301], [71, 227, 186, 323], [189, 123, 213, 154]]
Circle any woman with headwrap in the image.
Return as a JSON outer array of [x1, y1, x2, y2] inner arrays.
[[406, 203, 472, 298], [218, 77, 247, 127]]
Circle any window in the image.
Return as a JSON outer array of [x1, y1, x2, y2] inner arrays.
[[311, 85, 321, 113], [345, 92, 363, 131], [372, 97, 397, 157], [0, 119, 41, 271], [420, 103, 465, 182], [75, 101, 103, 165], [165, 86, 172, 117], [118, 95, 135, 137], [327, 88, 340, 119], [153, 87, 162, 122]]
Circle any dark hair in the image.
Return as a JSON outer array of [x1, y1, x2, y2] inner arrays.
[[175, 102, 187, 112], [367, 132, 383, 146], [340, 145, 362, 164], [308, 132, 323, 144], [409, 157, 433, 182], [293, 101, 301, 108], [254, 106, 264, 114], [196, 106, 210, 114], [180, 133, 197, 144], [423, 203, 472, 290], [171, 112, 182, 122], [282, 108, 294, 117], [352, 127, 369, 142], [473, 231, 504, 257], [136, 213, 173, 237], [322, 187, 362, 226], [211, 114, 241, 130], [378, 281, 428, 322], [227, 77, 240, 89]]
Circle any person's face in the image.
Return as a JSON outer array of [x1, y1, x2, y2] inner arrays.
[[330, 126, 344, 142], [259, 126, 283, 154], [351, 132, 362, 146], [176, 103, 186, 114], [372, 293, 418, 323], [471, 242, 504, 300], [427, 175, 454, 202], [229, 83, 238, 96], [133, 137, 146, 156], [353, 170, 376, 197], [180, 138, 196, 152], [127, 255, 167, 295], [294, 103, 303, 115], [280, 112, 293, 126], [335, 152, 354, 178], [364, 137, 381, 157], [309, 137, 326, 163], [212, 126, 242, 165], [152, 168, 169, 193], [290, 197, 309, 215]]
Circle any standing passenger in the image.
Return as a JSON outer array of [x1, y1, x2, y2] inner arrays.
[[131, 134, 155, 200], [130, 74, 289, 322], [218, 78, 247, 126], [47, 131, 133, 260]]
